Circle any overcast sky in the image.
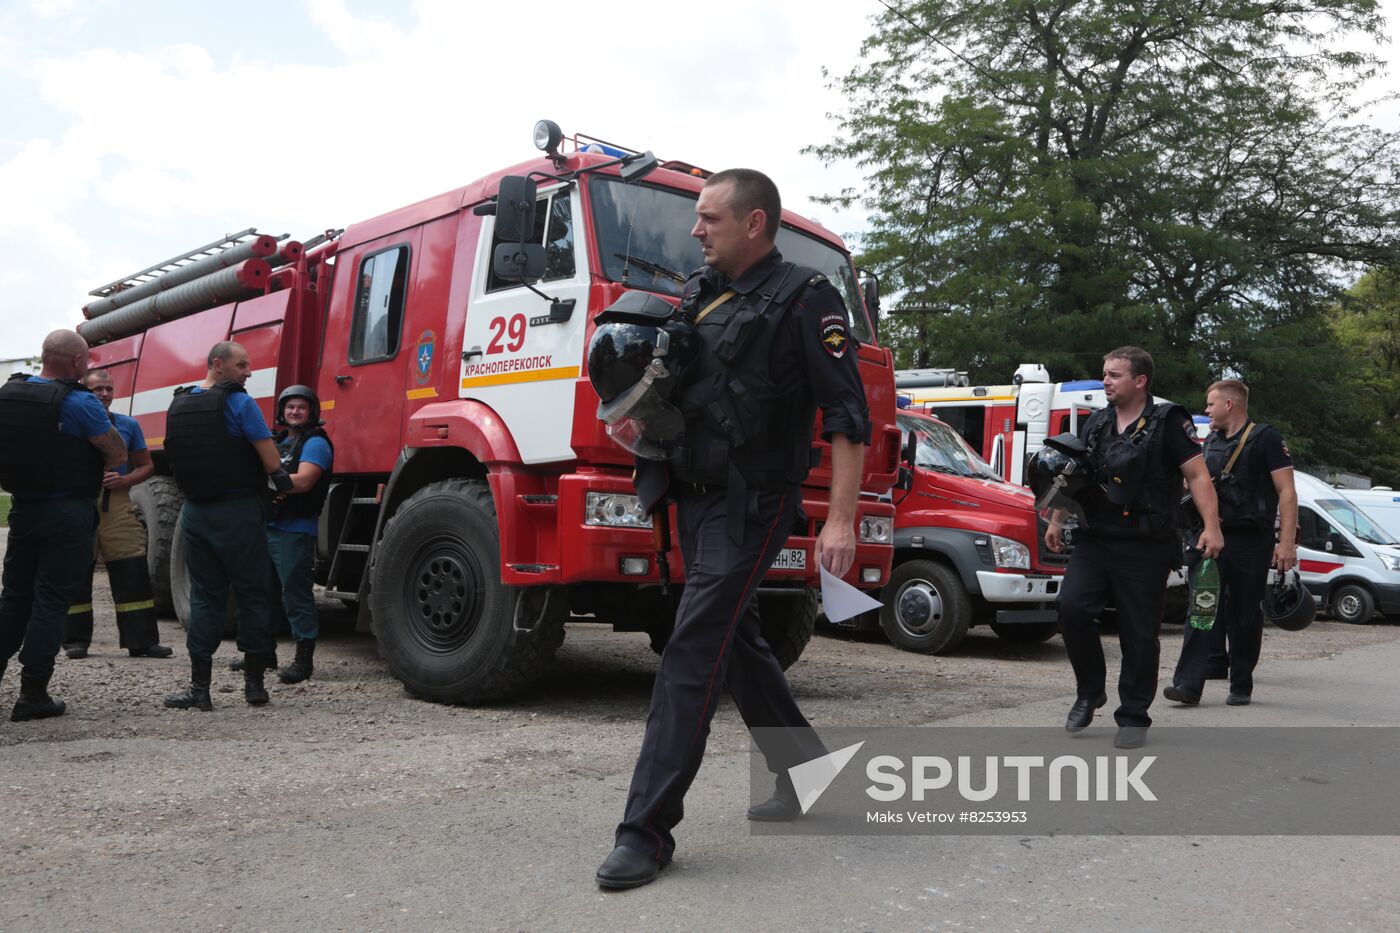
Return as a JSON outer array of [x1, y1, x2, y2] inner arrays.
[[1, 0, 1396, 359]]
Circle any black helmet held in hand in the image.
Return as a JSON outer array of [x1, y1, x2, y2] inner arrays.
[[276, 384, 321, 426], [1028, 432, 1095, 514], [586, 291, 699, 460], [1263, 569, 1315, 631]]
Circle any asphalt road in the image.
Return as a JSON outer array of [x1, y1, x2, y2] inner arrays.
[[2, 555, 1399, 932]]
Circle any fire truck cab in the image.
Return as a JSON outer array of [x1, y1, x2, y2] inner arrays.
[[84, 123, 901, 704]]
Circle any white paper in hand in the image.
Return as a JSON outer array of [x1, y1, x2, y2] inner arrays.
[[819, 564, 883, 624]]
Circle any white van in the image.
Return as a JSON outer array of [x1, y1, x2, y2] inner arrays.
[[1292, 472, 1400, 623], [1339, 488, 1400, 542]]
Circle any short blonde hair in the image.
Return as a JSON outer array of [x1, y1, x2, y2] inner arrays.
[[1208, 379, 1249, 406]]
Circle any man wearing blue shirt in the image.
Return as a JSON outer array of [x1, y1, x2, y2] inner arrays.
[[266, 385, 333, 684], [162, 341, 293, 711], [64, 369, 173, 660], [0, 330, 128, 721]]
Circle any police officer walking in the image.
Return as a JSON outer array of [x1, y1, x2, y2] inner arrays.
[[266, 385, 333, 684], [63, 368, 173, 660], [162, 341, 293, 711], [1046, 347, 1222, 748], [0, 330, 127, 721], [591, 169, 872, 889], [1166, 379, 1297, 706]]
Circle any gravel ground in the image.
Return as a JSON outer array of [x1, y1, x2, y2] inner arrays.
[[3, 552, 1399, 931]]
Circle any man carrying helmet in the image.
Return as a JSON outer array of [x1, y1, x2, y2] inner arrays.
[[589, 169, 871, 889], [1043, 347, 1223, 749], [265, 385, 333, 684], [1164, 379, 1297, 707]]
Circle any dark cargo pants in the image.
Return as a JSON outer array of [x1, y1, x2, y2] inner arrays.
[[180, 493, 275, 664], [615, 485, 827, 865], [0, 496, 98, 680], [1174, 530, 1272, 697]]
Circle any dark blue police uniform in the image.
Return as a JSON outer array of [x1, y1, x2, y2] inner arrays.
[[1057, 402, 1202, 729], [0, 374, 109, 717], [1171, 423, 1292, 701], [615, 249, 872, 866]]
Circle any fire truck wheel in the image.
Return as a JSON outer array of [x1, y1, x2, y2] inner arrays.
[[988, 621, 1058, 643], [1330, 583, 1376, 625], [169, 520, 238, 637], [757, 588, 818, 670], [369, 479, 567, 704], [879, 559, 970, 655], [129, 475, 183, 617]]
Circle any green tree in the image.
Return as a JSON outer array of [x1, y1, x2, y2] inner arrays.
[[1331, 270, 1400, 483], [813, 0, 1400, 427]]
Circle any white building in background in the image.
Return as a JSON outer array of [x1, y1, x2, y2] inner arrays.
[[0, 357, 40, 380]]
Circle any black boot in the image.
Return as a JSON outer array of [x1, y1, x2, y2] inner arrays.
[[747, 776, 803, 822], [11, 671, 67, 722], [278, 640, 315, 684], [229, 652, 277, 672], [164, 659, 213, 711], [244, 656, 270, 706]]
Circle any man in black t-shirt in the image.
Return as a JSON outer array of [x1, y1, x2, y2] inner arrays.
[[1046, 347, 1222, 749], [1166, 379, 1297, 706]]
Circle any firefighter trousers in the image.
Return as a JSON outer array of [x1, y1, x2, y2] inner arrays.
[[180, 494, 275, 664], [65, 487, 160, 652], [614, 485, 826, 865], [1057, 535, 1178, 728], [0, 496, 98, 680], [1173, 530, 1272, 697]]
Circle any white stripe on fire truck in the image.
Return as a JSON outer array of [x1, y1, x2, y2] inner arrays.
[[116, 367, 279, 417]]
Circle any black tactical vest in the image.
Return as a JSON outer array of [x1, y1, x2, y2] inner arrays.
[[1079, 402, 1190, 539], [669, 261, 823, 489], [0, 374, 104, 498], [272, 426, 333, 520], [165, 382, 265, 501], [1204, 422, 1273, 531]]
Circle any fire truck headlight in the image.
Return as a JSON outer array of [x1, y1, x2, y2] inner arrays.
[[988, 534, 1031, 570], [859, 516, 892, 544], [585, 492, 652, 528], [534, 119, 563, 155]]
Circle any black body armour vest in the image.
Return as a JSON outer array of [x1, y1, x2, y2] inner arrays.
[[165, 382, 265, 501], [669, 262, 823, 490], [1203, 422, 1272, 531], [0, 374, 103, 498], [1079, 402, 1190, 539], [272, 426, 333, 520]]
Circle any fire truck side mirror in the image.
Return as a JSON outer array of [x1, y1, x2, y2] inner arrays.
[[619, 151, 659, 182], [495, 176, 539, 242], [493, 243, 546, 283], [861, 270, 880, 339]]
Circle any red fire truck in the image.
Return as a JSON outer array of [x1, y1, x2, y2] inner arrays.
[[80, 123, 901, 703]]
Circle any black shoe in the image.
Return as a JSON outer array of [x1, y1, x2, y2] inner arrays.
[[1226, 692, 1251, 706], [164, 659, 213, 711], [278, 640, 315, 685], [1065, 693, 1108, 732], [1114, 726, 1148, 749], [129, 644, 174, 659], [596, 846, 663, 890], [11, 671, 66, 722], [1163, 685, 1201, 705], [64, 645, 89, 660], [748, 787, 803, 822]]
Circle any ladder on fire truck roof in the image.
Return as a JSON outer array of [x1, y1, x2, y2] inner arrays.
[[87, 228, 268, 299]]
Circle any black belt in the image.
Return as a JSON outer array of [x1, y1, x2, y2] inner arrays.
[[670, 479, 721, 498]]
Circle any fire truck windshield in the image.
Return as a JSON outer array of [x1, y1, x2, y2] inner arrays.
[[898, 413, 1002, 482], [588, 177, 872, 342]]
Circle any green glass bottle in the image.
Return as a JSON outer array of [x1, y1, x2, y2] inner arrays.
[[1188, 557, 1221, 631]]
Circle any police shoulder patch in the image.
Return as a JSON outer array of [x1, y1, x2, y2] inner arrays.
[[1184, 418, 1202, 444], [820, 312, 848, 359]]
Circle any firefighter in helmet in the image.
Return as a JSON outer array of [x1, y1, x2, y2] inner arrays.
[[161, 341, 293, 711], [0, 330, 128, 721], [63, 368, 173, 661], [589, 169, 872, 890], [1044, 347, 1223, 749]]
